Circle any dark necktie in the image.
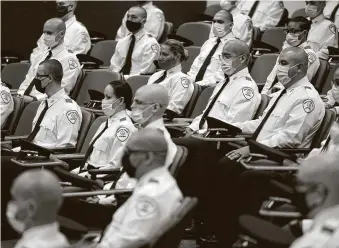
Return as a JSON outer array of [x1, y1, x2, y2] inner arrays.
[[195, 38, 221, 82], [79, 120, 109, 173], [153, 71, 167, 84], [330, 3, 339, 22], [120, 35, 136, 75], [26, 100, 49, 142], [198, 76, 230, 129], [248, 0, 260, 18], [252, 89, 287, 140], [24, 50, 52, 96]]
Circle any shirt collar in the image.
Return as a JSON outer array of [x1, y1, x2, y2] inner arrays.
[[65, 15, 76, 28], [220, 32, 235, 43], [312, 14, 325, 24], [22, 222, 59, 240], [133, 28, 146, 41], [141, 1, 153, 9], [230, 67, 250, 81], [298, 42, 309, 49], [108, 109, 128, 123], [286, 76, 310, 93], [51, 43, 66, 56], [147, 118, 165, 129], [166, 64, 182, 76], [48, 88, 66, 107]]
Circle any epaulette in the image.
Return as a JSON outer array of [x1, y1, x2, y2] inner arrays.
[[149, 178, 159, 184], [120, 117, 127, 122], [68, 49, 73, 53], [245, 76, 252, 81], [65, 98, 73, 103], [304, 85, 312, 90]]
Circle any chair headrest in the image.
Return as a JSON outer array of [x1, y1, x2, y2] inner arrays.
[[76, 54, 103, 69], [194, 14, 213, 22], [86, 89, 104, 110], [167, 34, 194, 47], [206, 117, 242, 135], [252, 40, 279, 53], [328, 46, 339, 56]]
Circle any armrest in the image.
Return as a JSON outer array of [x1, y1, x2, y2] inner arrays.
[[277, 148, 311, 154], [4, 135, 28, 141], [52, 145, 76, 154], [10, 155, 69, 169], [191, 134, 246, 142], [88, 168, 121, 175], [239, 158, 299, 171], [63, 189, 134, 198], [56, 153, 86, 160]]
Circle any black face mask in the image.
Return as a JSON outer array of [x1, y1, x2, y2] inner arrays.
[[56, 5, 70, 17], [126, 20, 142, 33], [121, 153, 137, 178], [33, 78, 46, 94]]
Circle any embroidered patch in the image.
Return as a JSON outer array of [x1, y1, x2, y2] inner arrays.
[[116, 126, 130, 142], [181, 77, 190, 88], [245, 19, 253, 30], [81, 32, 88, 43], [242, 87, 254, 100], [303, 99, 315, 113], [66, 110, 79, 124], [307, 52, 316, 64], [151, 44, 159, 54], [156, 12, 163, 21], [1, 90, 11, 104], [136, 196, 158, 218], [68, 58, 78, 70]]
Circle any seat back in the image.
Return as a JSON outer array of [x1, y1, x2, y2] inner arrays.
[[182, 46, 201, 73], [190, 86, 214, 118], [80, 116, 107, 153], [159, 22, 174, 44], [181, 83, 201, 117], [168, 145, 188, 178], [252, 27, 261, 42], [250, 54, 279, 87], [14, 101, 41, 136], [254, 94, 270, 119], [261, 27, 286, 52], [204, 4, 222, 17], [3, 96, 24, 134], [176, 22, 211, 47], [90, 40, 117, 66], [76, 70, 120, 106], [310, 109, 336, 149], [291, 8, 307, 18], [277, 8, 289, 27], [88, 30, 108, 45], [311, 59, 330, 92], [70, 69, 86, 100], [75, 108, 95, 153], [1, 62, 31, 89], [126, 75, 150, 95]]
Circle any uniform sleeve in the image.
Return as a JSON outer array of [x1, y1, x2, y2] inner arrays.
[[326, 86, 337, 107], [167, 76, 193, 114], [144, 10, 165, 41], [187, 40, 209, 82], [258, 1, 284, 31], [0, 89, 14, 128], [137, 41, 159, 75], [237, 16, 253, 47], [116, 12, 129, 41], [69, 28, 91, 55], [233, 114, 263, 135], [316, 23, 338, 60], [188, 114, 203, 132], [30, 34, 47, 63], [306, 51, 320, 81], [17, 64, 35, 95], [110, 41, 122, 72], [60, 56, 81, 95], [262, 59, 279, 95]]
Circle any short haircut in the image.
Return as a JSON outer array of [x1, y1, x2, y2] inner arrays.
[[39, 59, 63, 82], [163, 39, 189, 62], [108, 78, 133, 110], [130, 6, 147, 19], [216, 9, 233, 23], [288, 16, 312, 32]]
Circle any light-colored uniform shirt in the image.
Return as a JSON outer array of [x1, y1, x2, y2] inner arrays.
[[307, 14, 338, 60], [290, 205, 339, 248], [116, 2, 165, 41], [234, 77, 325, 148], [209, 12, 253, 47], [110, 29, 160, 77], [147, 64, 194, 115], [32, 88, 82, 149], [18, 43, 81, 100], [324, 83, 339, 114], [30, 15, 91, 62], [187, 32, 236, 87], [262, 42, 320, 95], [233, 0, 285, 31], [306, 135, 339, 160], [189, 67, 261, 132], [98, 166, 183, 248], [324, 1, 339, 31], [14, 222, 69, 248], [0, 83, 14, 129]]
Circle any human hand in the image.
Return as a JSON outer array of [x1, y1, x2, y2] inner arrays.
[[225, 146, 251, 161]]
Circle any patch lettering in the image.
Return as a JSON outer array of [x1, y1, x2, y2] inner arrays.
[[156, 12, 163, 21], [151, 44, 159, 54], [307, 52, 316, 64], [181, 77, 190, 88], [68, 58, 78, 70], [242, 87, 254, 100], [1, 90, 11, 104], [116, 126, 130, 142], [81, 32, 88, 43], [136, 196, 158, 218], [303, 99, 315, 113], [66, 110, 79, 124], [329, 24, 337, 35]]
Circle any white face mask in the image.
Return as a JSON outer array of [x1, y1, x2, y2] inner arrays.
[[212, 22, 231, 38], [332, 83, 339, 102], [7, 202, 25, 233], [101, 98, 123, 117], [131, 104, 155, 126], [305, 5, 320, 18], [220, 54, 244, 76], [43, 32, 62, 48], [286, 33, 303, 47], [276, 63, 300, 85]]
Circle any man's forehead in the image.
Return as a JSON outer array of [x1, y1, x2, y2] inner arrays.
[[223, 44, 238, 55], [128, 7, 143, 16], [287, 22, 303, 30], [214, 12, 229, 21], [56, 0, 72, 5], [43, 22, 57, 32]]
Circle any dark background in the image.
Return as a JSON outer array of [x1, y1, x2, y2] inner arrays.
[[1, 1, 206, 59]]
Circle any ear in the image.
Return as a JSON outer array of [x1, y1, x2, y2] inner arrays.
[[146, 152, 154, 165], [141, 18, 147, 25]]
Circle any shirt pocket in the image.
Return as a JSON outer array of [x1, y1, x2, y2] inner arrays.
[[269, 109, 285, 129], [39, 118, 56, 141], [132, 44, 144, 62], [92, 138, 110, 164]]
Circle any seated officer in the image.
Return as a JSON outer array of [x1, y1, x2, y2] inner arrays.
[[200, 47, 325, 246], [0, 81, 14, 129], [147, 39, 193, 118], [324, 0, 339, 31], [110, 6, 160, 78], [30, 0, 91, 63], [187, 10, 236, 87], [6, 169, 68, 248], [304, 0, 338, 60], [262, 16, 320, 96], [97, 128, 183, 248], [116, 1, 165, 41], [322, 66, 339, 115], [214, 0, 253, 47], [18, 18, 80, 102]]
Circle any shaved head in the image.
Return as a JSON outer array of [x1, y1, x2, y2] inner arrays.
[[223, 39, 250, 58], [280, 47, 309, 67], [44, 18, 66, 34], [134, 84, 169, 107], [214, 9, 233, 23], [129, 6, 147, 19]]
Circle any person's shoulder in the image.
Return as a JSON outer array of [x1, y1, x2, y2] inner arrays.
[[73, 19, 89, 31]]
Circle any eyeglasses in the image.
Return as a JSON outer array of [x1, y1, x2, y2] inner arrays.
[[283, 29, 305, 35], [333, 79, 339, 86], [35, 74, 49, 80], [219, 54, 244, 62]]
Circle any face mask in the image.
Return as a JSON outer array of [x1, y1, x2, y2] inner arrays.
[[101, 98, 123, 117], [126, 20, 143, 33], [6, 202, 25, 233], [121, 153, 137, 178], [305, 5, 320, 18], [56, 5, 71, 17], [33, 78, 47, 94], [220, 55, 243, 76], [276, 63, 300, 85], [43, 32, 61, 48], [332, 83, 339, 102], [286, 33, 303, 47], [131, 104, 155, 126], [212, 22, 231, 38]]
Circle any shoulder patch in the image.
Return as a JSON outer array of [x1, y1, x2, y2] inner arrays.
[[116, 126, 130, 142], [65, 98, 73, 103], [66, 110, 80, 124], [81, 32, 89, 43], [307, 52, 316, 64], [181, 77, 190, 88], [329, 24, 337, 35], [1, 90, 11, 104], [68, 58, 78, 70], [245, 19, 253, 30], [151, 44, 159, 54], [303, 99, 315, 113], [242, 87, 254, 100], [156, 12, 164, 21], [136, 196, 158, 219]]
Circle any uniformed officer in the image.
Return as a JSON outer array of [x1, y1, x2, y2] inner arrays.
[[214, 0, 253, 47], [116, 1, 165, 41], [147, 39, 193, 118], [322, 66, 339, 115], [6, 169, 69, 248], [262, 16, 320, 96], [97, 128, 183, 248], [0, 81, 14, 129], [304, 0, 338, 60], [110, 6, 160, 77], [18, 18, 81, 102], [186, 39, 261, 135], [30, 0, 91, 63], [187, 9, 236, 87], [324, 0, 339, 30]]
